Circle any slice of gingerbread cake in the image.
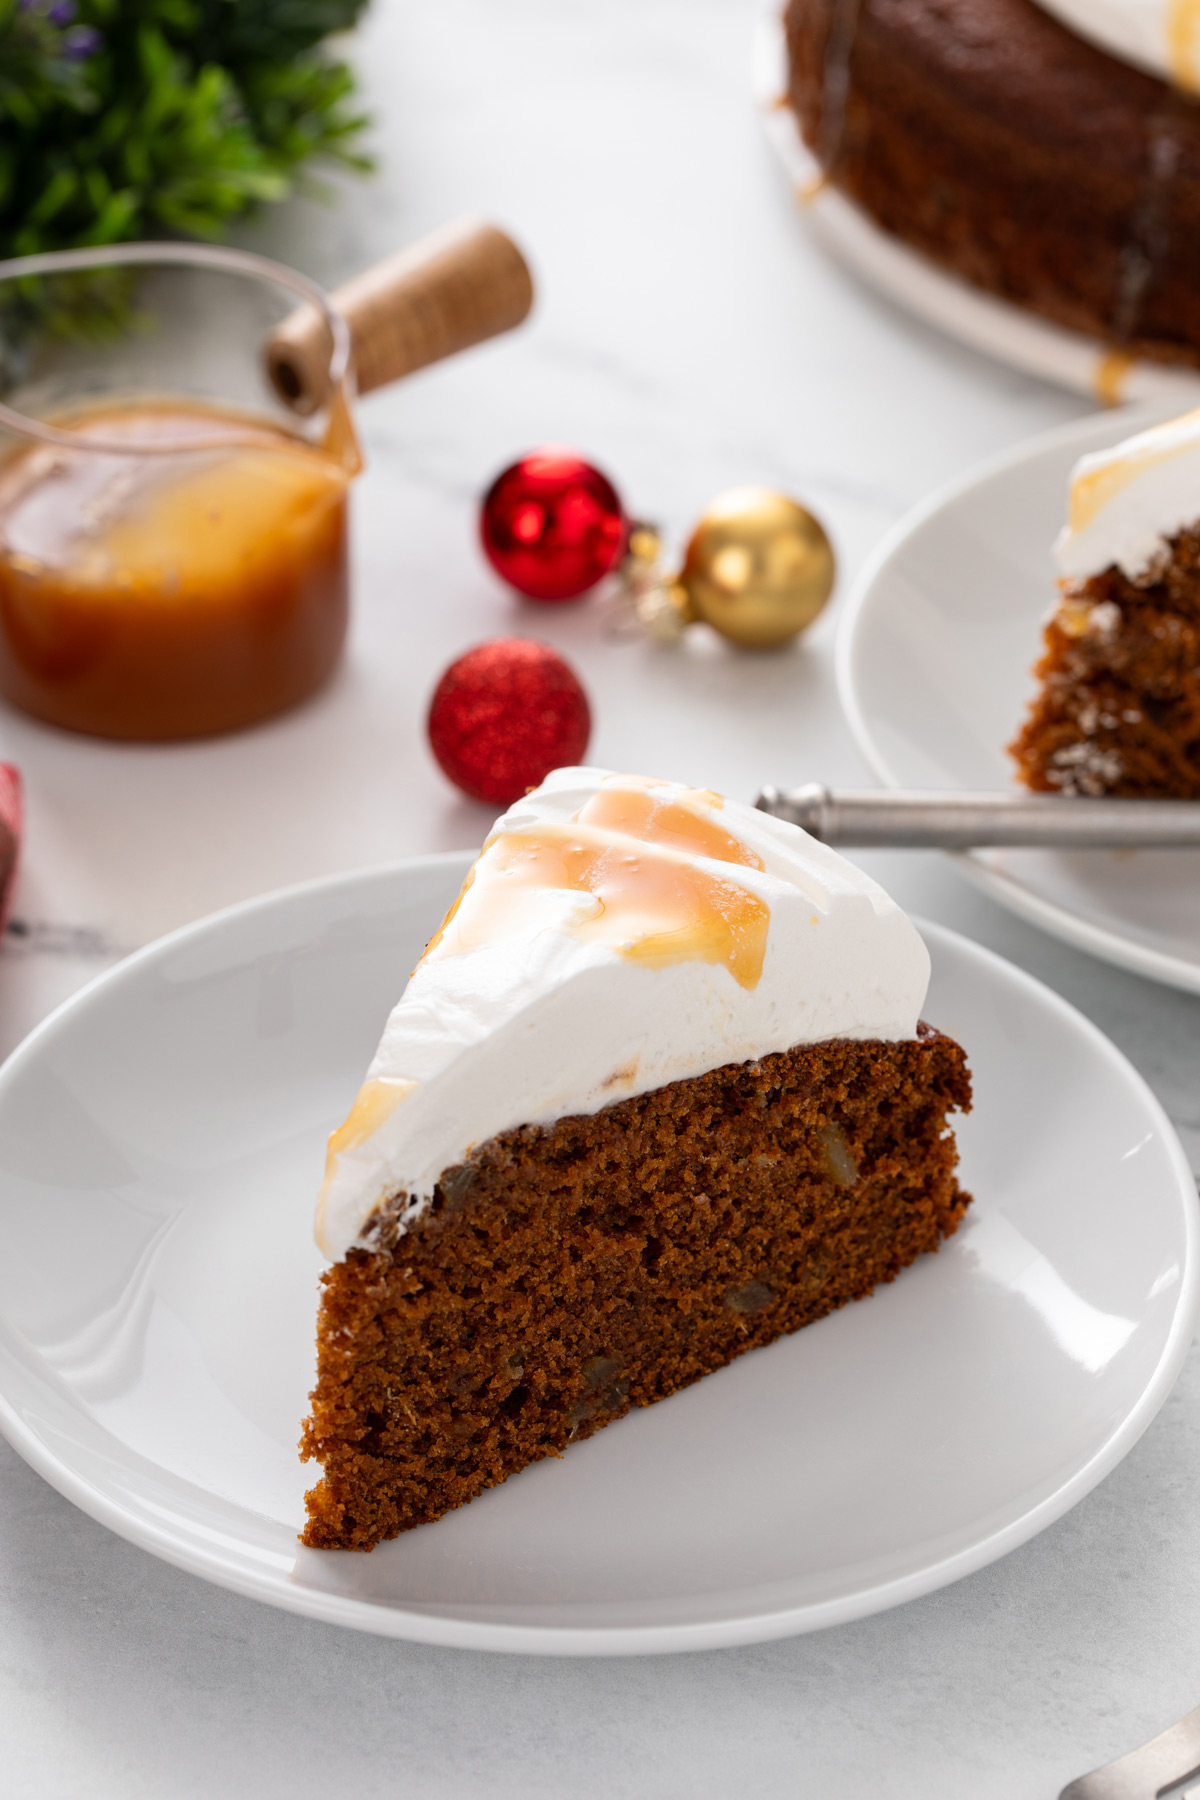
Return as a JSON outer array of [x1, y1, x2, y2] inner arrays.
[[1012, 408, 1200, 795], [301, 768, 972, 1551]]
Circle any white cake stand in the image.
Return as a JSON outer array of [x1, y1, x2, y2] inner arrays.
[[752, 9, 1200, 407]]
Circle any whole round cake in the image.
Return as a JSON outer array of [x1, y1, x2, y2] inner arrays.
[[784, 0, 1200, 367]]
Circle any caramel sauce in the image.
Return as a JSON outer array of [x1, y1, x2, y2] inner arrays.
[[328, 785, 770, 1184], [575, 782, 763, 869], [419, 862, 476, 965], [1093, 347, 1134, 408], [320, 1076, 417, 1212], [612, 772, 726, 809], [1068, 405, 1200, 534], [423, 784, 770, 989], [0, 397, 359, 738], [1168, 0, 1200, 91]]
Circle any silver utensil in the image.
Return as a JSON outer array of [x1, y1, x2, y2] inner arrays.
[[755, 783, 1200, 849], [1059, 1701, 1200, 1798]]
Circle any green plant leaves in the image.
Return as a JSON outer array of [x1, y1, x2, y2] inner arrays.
[[0, 0, 373, 335]]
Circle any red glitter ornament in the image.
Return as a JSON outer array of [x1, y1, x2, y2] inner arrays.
[[0, 763, 21, 937], [480, 449, 626, 601], [427, 639, 591, 806]]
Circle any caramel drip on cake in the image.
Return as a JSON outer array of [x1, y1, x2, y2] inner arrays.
[[1068, 408, 1200, 532], [423, 780, 770, 984], [1094, 348, 1134, 407], [419, 862, 476, 963], [318, 1079, 418, 1236], [325, 1079, 417, 1162], [600, 772, 726, 810], [1169, 0, 1200, 92], [424, 822, 770, 990], [575, 782, 764, 870]]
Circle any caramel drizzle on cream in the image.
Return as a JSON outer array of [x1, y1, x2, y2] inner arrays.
[[318, 1077, 418, 1221], [422, 781, 770, 990], [1168, 0, 1200, 91], [603, 772, 727, 810], [574, 781, 755, 865], [1068, 406, 1200, 534]]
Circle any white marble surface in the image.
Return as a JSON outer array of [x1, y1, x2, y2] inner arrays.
[[3, 1, 1199, 1794]]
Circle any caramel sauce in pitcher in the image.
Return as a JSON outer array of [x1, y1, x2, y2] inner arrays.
[[0, 395, 359, 738]]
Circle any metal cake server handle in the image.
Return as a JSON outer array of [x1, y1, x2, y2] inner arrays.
[[1058, 1701, 1200, 1798], [755, 783, 1200, 848]]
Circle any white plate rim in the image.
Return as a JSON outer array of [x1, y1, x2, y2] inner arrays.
[[751, 7, 1200, 408], [0, 856, 1196, 1654], [835, 403, 1200, 996]]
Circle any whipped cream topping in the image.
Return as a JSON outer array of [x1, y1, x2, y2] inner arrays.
[[1054, 407, 1200, 582], [316, 768, 930, 1261], [1035, 0, 1200, 92]]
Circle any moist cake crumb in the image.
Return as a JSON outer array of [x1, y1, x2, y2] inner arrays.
[[301, 1028, 971, 1551], [1011, 522, 1200, 796]]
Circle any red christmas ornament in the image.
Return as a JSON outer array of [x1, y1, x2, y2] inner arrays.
[[427, 639, 591, 806], [480, 449, 626, 601], [0, 763, 21, 937]]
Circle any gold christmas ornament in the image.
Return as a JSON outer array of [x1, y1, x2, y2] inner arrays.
[[621, 488, 835, 650], [682, 487, 835, 648]]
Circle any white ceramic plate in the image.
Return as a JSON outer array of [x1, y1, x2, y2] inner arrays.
[[839, 404, 1200, 994], [0, 855, 1195, 1654], [752, 10, 1200, 407]]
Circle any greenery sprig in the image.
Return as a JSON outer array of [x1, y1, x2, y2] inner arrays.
[[0, 0, 372, 338]]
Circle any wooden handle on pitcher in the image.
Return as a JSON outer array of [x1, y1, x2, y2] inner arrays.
[[265, 218, 534, 414]]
